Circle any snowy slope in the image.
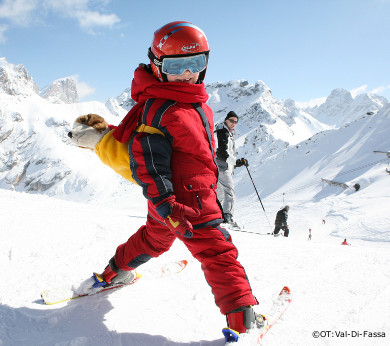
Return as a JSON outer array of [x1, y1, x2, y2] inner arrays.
[[233, 104, 390, 207], [0, 167, 389, 345]]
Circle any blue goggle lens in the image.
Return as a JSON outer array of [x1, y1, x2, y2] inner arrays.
[[162, 54, 207, 75]]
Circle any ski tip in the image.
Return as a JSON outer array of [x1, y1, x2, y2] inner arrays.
[[279, 286, 292, 303], [41, 291, 71, 305], [176, 260, 188, 273], [279, 286, 291, 299], [160, 260, 189, 276]]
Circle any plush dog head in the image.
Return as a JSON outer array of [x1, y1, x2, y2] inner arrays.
[[68, 114, 110, 149]]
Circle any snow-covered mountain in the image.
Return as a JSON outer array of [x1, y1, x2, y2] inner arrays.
[[104, 86, 134, 118], [0, 57, 39, 96], [205, 79, 388, 167], [40, 77, 79, 104], [207, 80, 332, 163], [302, 88, 387, 127], [0, 57, 388, 203], [0, 59, 128, 200], [234, 103, 390, 202]]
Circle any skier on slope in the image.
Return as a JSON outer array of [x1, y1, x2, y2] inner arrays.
[[273, 205, 290, 237], [341, 238, 350, 245], [90, 21, 264, 339], [215, 111, 248, 228]]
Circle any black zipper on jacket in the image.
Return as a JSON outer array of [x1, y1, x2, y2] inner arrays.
[[195, 192, 203, 210]]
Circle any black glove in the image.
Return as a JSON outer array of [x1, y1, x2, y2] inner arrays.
[[236, 158, 248, 167]]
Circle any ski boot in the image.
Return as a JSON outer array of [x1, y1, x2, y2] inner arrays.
[[223, 213, 240, 230], [222, 306, 266, 343], [93, 257, 136, 288]]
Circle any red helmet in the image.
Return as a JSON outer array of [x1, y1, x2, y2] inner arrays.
[[148, 21, 210, 83]]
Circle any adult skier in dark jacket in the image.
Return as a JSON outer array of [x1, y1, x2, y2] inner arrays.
[[91, 21, 263, 337], [215, 111, 248, 227], [273, 205, 290, 237]]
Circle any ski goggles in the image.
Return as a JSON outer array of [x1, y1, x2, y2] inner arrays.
[[161, 54, 207, 75]]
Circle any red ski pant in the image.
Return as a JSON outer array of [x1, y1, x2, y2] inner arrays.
[[114, 214, 258, 315]]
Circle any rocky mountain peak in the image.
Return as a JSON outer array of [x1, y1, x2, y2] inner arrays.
[[0, 57, 39, 96], [39, 77, 79, 104], [310, 88, 387, 126]]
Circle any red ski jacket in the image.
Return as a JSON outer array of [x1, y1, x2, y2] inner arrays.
[[114, 65, 223, 226]]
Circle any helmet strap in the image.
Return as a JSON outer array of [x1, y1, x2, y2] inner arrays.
[[147, 48, 162, 67], [148, 48, 168, 82]]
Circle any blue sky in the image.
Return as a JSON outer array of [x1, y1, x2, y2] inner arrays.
[[0, 0, 389, 104]]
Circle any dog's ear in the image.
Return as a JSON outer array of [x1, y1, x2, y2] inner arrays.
[[76, 114, 108, 133]]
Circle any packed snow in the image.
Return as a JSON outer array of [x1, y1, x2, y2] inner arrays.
[[1, 162, 389, 345], [0, 58, 389, 345]]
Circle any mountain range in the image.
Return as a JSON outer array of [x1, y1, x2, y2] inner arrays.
[[0, 57, 388, 204]]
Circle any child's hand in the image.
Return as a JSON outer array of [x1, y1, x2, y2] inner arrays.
[[156, 196, 200, 238], [164, 214, 194, 238]]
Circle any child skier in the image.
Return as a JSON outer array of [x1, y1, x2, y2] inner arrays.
[[91, 21, 263, 339]]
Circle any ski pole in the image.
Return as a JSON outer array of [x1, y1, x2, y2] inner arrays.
[[245, 165, 265, 211], [228, 228, 271, 236], [245, 165, 273, 232]]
